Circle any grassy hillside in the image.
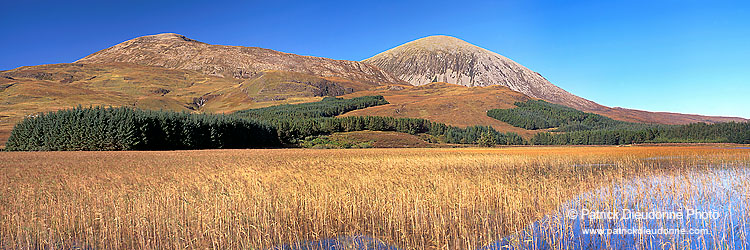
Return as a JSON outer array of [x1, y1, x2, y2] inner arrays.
[[0, 63, 384, 145], [340, 82, 538, 137]]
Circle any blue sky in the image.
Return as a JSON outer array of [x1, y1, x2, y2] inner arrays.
[[1, 0, 748, 118]]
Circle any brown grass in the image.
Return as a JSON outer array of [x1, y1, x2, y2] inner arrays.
[[0, 146, 748, 249], [340, 82, 540, 138]]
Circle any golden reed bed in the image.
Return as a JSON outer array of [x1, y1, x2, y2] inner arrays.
[[1, 146, 748, 249]]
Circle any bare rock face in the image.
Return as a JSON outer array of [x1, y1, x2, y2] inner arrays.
[[76, 33, 404, 86], [363, 35, 599, 110]]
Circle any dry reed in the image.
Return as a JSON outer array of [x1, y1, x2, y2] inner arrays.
[[0, 146, 747, 249]]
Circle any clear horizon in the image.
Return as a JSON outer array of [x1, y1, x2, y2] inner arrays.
[[1, 0, 748, 118]]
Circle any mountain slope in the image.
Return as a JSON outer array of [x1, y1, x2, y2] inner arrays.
[[77, 33, 405, 86], [340, 82, 539, 137], [0, 63, 366, 144], [363, 35, 747, 124], [586, 106, 746, 125], [363, 35, 598, 110]]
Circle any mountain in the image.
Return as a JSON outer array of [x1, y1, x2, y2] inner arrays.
[[363, 35, 598, 110], [363, 35, 747, 124], [77, 33, 404, 85]]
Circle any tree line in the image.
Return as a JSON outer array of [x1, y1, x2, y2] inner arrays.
[[9, 96, 745, 150], [5, 96, 526, 151], [530, 122, 750, 145], [235, 95, 389, 120], [268, 116, 524, 145], [235, 95, 523, 145], [489, 100, 750, 145], [5, 106, 279, 151], [486, 100, 633, 131]]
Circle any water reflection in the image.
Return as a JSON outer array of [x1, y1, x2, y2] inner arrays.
[[486, 167, 750, 250]]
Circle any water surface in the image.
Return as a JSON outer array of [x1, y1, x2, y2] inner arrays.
[[486, 167, 750, 250]]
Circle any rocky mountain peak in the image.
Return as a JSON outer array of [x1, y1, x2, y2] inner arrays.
[[141, 33, 199, 42], [363, 35, 600, 110], [76, 33, 403, 85], [398, 35, 479, 51]]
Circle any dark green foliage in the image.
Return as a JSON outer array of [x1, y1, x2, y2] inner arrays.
[[237, 95, 525, 145], [235, 95, 389, 120], [652, 122, 750, 144], [477, 131, 497, 147], [487, 100, 631, 131], [530, 122, 750, 145], [490, 100, 750, 145], [260, 115, 524, 145], [436, 124, 524, 145], [530, 129, 657, 145], [233, 95, 390, 144], [5, 106, 279, 151]]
